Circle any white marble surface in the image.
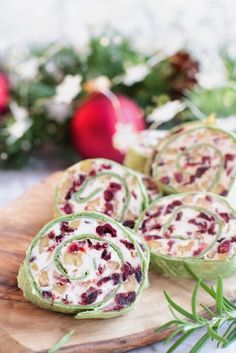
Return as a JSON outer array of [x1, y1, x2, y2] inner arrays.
[[0, 170, 235, 353]]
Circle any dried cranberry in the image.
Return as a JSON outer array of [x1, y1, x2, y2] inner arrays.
[[165, 200, 182, 214], [96, 223, 117, 237], [219, 213, 230, 223], [58, 277, 70, 285], [188, 219, 207, 233], [202, 156, 211, 164], [174, 172, 183, 183], [111, 273, 120, 285], [115, 291, 136, 306], [193, 247, 203, 256], [42, 290, 52, 299], [122, 262, 135, 281], [167, 240, 174, 251], [220, 190, 228, 197], [120, 239, 135, 250], [93, 242, 108, 251], [89, 170, 96, 176], [112, 304, 124, 311], [80, 287, 101, 305], [123, 220, 135, 229], [97, 276, 111, 287], [144, 235, 162, 241], [199, 212, 212, 222], [29, 256, 36, 262], [61, 221, 74, 233], [47, 245, 56, 252], [104, 190, 114, 202], [134, 266, 142, 283], [101, 249, 111, 261], [98, 264, 105, 275], [175, 211, 183, 221], [218, 240, 231, 254], [208, 223, 216, 235], [196, 166, 210, 178], [110, 182, 121, 191], [205, 195, 212, 202], [163, 232, 171, 238], [231, 236, 236, 242], [101, 164, 112, 170], [168, 225, 175, 233], [65, 189, 73, 200], [224, 153, 235, 168], [63, 202, 73, 214], [160, 176, 170, 185], [150, 223, 162, 230], [68, 243, 79, 253], [55, 234, 64, 242], [47, 231, 55, 239], [76, 174, 86, 186], [87, 239, 93, 248], [105, 202, 113, 215]]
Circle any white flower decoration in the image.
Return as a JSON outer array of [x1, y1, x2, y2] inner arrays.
[[122, 64, 150, 86], [54, 75, 82, 104], [147, 100, 186, 128], [7, 102, 32, 144], [112, 122, 139, 153]]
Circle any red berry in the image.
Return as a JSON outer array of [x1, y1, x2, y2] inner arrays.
[[218, 240, 231, 254]]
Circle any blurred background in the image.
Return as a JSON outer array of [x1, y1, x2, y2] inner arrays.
[[1, 0, 236, 206]]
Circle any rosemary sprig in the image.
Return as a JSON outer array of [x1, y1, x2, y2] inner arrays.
[[155, 264, 236, 353]]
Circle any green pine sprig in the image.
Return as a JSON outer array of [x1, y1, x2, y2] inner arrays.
[[155, 264, 236, 353]]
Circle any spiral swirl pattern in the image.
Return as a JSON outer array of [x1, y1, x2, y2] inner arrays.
[[55, 158, 148, 226], [149, 124, 236, 196], [136, 192, 236, 278], [18, 212, 148, 318]]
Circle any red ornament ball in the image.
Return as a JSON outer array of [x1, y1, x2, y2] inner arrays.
[[0, 73, 9, 113], [71, 93, 145, 163]]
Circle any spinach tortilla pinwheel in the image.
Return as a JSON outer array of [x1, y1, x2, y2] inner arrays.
[[124, 130, 166, 173], [148, 121, 236, 196], [18, 212, 148, 318], [141, 175, 162, 203], [136, 192, 236, 279], [55, 158, 148, 229]]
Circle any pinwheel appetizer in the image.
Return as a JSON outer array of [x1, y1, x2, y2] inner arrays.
[[18, 212, 148, 318], [141, 175, 162, 203], [124, 130, 165, 173], [55, 159, 148, 228], [136, 192, 236, 278], [148, 121, 236, 196]]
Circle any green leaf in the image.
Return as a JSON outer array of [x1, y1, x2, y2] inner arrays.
[[192, 280, 201, 319], [222, 322, 236, 347], [166, 329, 195, 353], [154, 320, 180, 334], [189, 332, 209, 353], [200, 304, 215, 317], [48, 330, 74, 353], [164, 290, 195, 321], [207, 326, 228, 344]]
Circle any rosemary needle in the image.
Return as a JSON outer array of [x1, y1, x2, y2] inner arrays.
[[155, 264, 236, 353]]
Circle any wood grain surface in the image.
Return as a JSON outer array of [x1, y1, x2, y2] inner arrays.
[[0, 172, 236, 353]]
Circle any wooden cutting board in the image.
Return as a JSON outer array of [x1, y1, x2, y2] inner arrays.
[[1, 172, 236, 353]]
